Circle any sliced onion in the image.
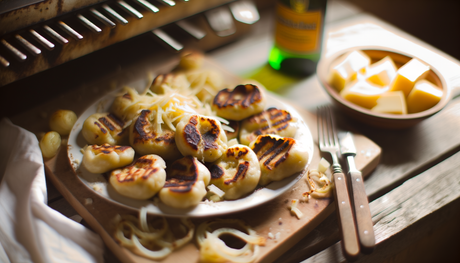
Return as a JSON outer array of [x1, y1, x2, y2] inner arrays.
[[132, 234, 172, 260], [196, 219, 265, 263], [114, 211, 195, 260]]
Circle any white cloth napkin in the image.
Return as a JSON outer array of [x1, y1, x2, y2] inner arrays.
[[0, 118, 104, 263]]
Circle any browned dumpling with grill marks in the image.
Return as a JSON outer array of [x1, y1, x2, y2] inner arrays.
[[208, 145, 260, 200], [82, 144, 135, 174], [249, 134, 308, 186], [212, 84, 266, 121], [109, 154, 166, 200], [159, 156, 210, 209], [175, 114, 227, 163], [129, 109, 182, 160], [82, 112, 128, 146], [239, 107, 297, 146]]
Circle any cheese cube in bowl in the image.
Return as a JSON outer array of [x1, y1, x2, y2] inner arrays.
[[328, 50, 371, 92], [317, 48, 450, 129]]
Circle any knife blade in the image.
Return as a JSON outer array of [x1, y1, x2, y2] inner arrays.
[[340, 132, 375, 253]]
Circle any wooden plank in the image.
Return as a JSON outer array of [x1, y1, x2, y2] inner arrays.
[[337, 96, 460, 201], [9, 53, 380, 262], [42, 106, 379, 263], [302, 149, 460, 263]]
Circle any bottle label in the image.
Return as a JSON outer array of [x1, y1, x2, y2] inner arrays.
[[274, 2, 322, 53]]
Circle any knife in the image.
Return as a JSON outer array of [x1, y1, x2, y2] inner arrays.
[[340, 132, 375, 253]]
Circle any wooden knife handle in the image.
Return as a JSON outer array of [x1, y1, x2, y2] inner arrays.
[[333, 172, 360, 261], [349, 170, 375, 253]]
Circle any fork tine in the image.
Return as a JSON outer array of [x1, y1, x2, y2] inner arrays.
[[317, 105, 335, 148], [326, 106, 339, 147]]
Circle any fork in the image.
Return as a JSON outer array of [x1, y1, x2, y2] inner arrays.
[[317, 106, 360, 260]]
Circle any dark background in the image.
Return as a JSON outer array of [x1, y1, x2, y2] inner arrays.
[[344, 0, 460, 61]]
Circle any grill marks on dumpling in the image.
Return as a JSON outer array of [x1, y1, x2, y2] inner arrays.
[[91, 144, 132, 155], [183, 115, 221, 151], [209, 146, 251, 184], [251, 135, 295, 171], [114, 155, 161, 183], [209, 147, 250, 183], [132, 110, 175, 145], [82, 112, 128, 145], [98, 113, 125, 137], [183, 116, 200, 150], [212, 84, 266, 121], [163, 156, 201, 193], [239, 107, 297, 146], [213, 84, 263, 109], [225, 161, 249, 185], [109, 154, 166, 200], [250, 108, 292, 136], [208, 145, 260, 200]]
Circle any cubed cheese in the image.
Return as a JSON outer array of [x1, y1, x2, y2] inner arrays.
[[389, 58, 430, 97], [328, 50, 371, 92], [371, 91, 407, 115], [365, 56, 397, 87], [406, 79, 443, 113], [317, 158, 330, 174], [340, 79, 389, 109]]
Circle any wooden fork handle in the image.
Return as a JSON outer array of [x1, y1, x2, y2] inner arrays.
[[333, 172, 360, 261], [349, 170, 375, 253]]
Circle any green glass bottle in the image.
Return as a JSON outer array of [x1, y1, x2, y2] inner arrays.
[[269, 0, 327, 76]]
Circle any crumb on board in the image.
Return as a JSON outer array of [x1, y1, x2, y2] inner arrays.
[[268, 232, 281, 241]]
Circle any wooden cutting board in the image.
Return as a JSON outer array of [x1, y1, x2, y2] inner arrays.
[[22, 56, 381, 262]]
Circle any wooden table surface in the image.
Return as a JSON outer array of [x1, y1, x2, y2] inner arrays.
[[4, 0, 460, 262]]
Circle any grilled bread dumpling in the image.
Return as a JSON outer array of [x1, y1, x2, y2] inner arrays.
[[159, 156, 210, 209], [111, 87, 155, 121], [239, 107, 298, 146], [175, 114, 227, 163], [249, 134, 308, 186], [129, 109, 182, 160], [208, 145, 260, 200], [212, 84, 266, 121], [109, 154, 166, 200], [82, 112, 128, 146], [149, 73, 191, 95], [82, 144, 135, 174]]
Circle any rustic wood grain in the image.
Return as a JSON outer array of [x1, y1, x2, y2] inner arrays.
[[10, 54, 380, 262], [255, 13, 460, 262], [40, 94, 379, 263], [6, 2, 460, 261], [303, 149, 460, 263]]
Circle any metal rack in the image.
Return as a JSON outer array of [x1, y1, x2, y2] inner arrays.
[[0, 0, 264, 87]]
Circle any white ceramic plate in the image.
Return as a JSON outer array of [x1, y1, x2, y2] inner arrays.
[[67, 79, 314, 217]]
